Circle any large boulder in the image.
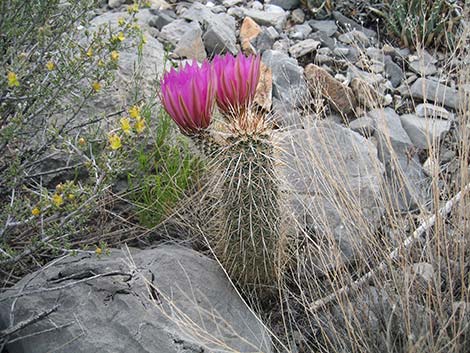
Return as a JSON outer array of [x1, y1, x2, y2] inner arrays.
[[277, 121, 384, 270], [0, 245, 272, 353]]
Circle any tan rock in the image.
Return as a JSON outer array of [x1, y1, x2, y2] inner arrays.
[[240, 17, 261, 55], [254, 62, 272, 110], [304, 64, 357, 115]]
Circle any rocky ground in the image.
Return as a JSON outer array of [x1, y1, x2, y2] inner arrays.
[[1, 0, 469, 352]]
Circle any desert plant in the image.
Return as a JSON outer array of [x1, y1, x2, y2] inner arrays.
[[385, 0, 462, 49], [160, 55, 285, 294], [126, 107, 202, 229]]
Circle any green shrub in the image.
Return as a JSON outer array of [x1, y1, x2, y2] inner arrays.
[[126, 109, 203, 229], [385, 0, 462, 49]]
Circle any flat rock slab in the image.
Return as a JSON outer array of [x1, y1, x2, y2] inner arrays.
[[400, 114, 451, 149], [0, 246, 271, 353], [410, 78, 460, 110]]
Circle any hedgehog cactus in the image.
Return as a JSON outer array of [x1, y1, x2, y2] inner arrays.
[[161, 54, 283, 294]]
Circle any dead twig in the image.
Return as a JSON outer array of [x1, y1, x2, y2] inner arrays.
[[0, 270, 132, 302], [0, 304, 59, 339]]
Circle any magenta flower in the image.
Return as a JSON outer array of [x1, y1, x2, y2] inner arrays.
[[161, 61, 216, 135], [212, 53, 261, 114]]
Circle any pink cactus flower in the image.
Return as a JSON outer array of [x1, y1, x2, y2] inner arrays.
[[161, 60, 216, 135], [212, 53, 261, 114]]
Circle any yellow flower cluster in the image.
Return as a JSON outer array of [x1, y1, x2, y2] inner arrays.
[[109, 133, 122, 150], [92, 81, 102, 92], [46, 61, 55, 71], [108, 105, 147, 150], [7, 71, 19, 87], [110, 51, 120, 62]]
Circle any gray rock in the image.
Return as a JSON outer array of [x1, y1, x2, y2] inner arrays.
[[338, 30, 370, 46], [366, 47, 384, 61], [272, 38, 290, 53], [242, 8, 288, 30], [271, 99, 305, 128], [399, 114, 451, 149], [0, 246, 272, 353], [149, 10, 176, 30], [412, 262, 435, 283], [108, 0, 125, 8], [252, 0, 263, 10], [291, 8, 305, 24], [384, 55, 404, 88], [278, 121, 384, 269], [254, 27, 279, 51], [333, 11, 377, 39], [309, 31, 336, 50], [368, 108, 428, 210], [350, 116, 376, 137], [308, 20, 337, 37], [182, 2, 237, 54], [203, 17, 237, 54], [333, 47, 350, 57], [269, 0, 300, 10], [173, 22, 206, 61], [262, 50, 307, 108], [288, 39, 320, 58], [415, 103, 454, 120], [288, 23, 311, 40], [223, 0, 243, 6], [160, 19, 198, 46], [314, 54, 333, 65], [226, 6, 244, 17], [408, 50, 438, 76], [91, 9, 154, 30], [181, 2, 215, 23], [410, 78, 460, 110]]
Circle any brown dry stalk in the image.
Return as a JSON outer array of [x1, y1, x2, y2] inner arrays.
[[310, 182, 470, 312]]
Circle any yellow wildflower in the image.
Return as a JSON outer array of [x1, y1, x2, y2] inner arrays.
[[46, 61, 55, 71], [132, 23, 141, 31], [98, 59, 105, 67], [117, 31, 125, 41], [52, 194, 64, 207], [120, 117, 131, 134], [7, 71, 19, 87], [78, 137, 86, 146], [86, 47, 93, 57], [129, 105, 140, 119], [67, 194, 75, 201], [128, 3, 139, 13], [118, 17, 126, 26], [135, 117, 146, 134], [109, 133, 122, 150], [95, 247, 102, 255], [32, 207, 41, 216], [110, 50, 120, 62], [92, 81, 102, 92]]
